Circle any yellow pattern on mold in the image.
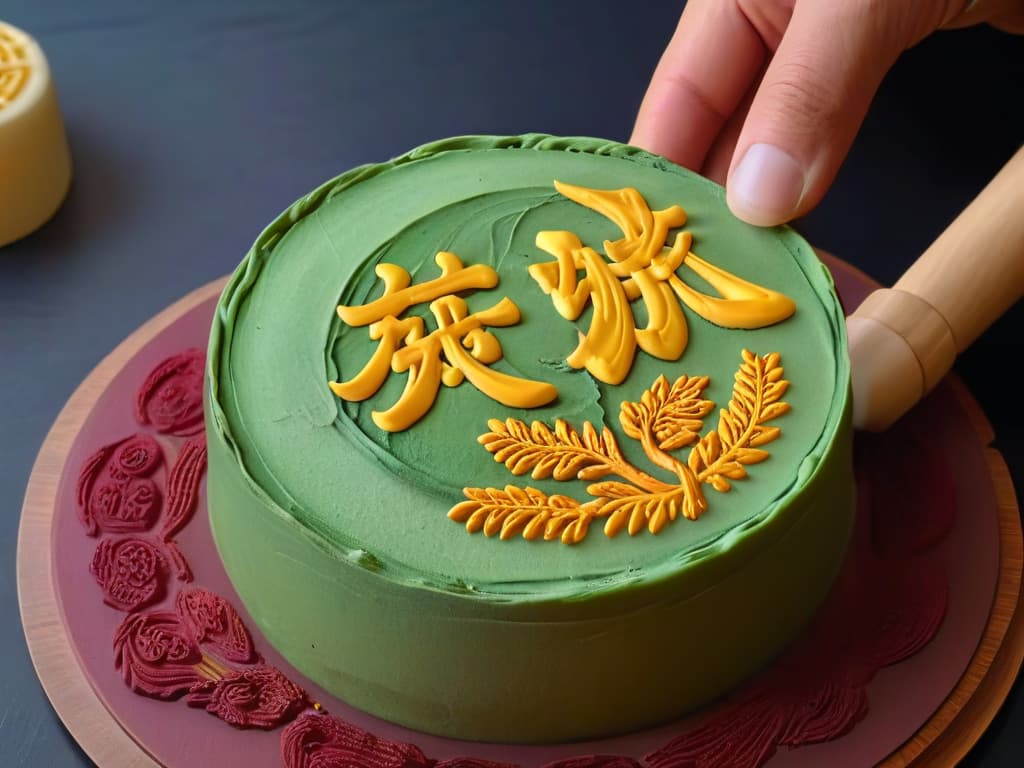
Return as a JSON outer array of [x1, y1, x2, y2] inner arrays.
[[449, 350, 789, 544], [0, 25, 32, 110], [330, 251, 557, 432], [528, 182, 796, 384]]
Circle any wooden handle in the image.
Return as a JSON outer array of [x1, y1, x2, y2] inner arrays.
[[895, 143, 1024, 351], [848, 143, 1024, 431]]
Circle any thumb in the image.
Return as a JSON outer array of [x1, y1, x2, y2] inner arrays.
[[725, 0, 953, 226]]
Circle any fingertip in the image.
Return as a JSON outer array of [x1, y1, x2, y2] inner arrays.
[[722, 0, 914, 226], [726, 142, 806, 226]]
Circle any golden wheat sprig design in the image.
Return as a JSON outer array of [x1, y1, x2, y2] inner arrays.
[[689, 350, 790, 492], [448, 350, 789, 544]]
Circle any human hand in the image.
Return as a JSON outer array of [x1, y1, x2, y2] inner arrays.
[[630, 0, 1024, 226]]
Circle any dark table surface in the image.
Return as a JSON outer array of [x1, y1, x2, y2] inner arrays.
[[1, 2, 1022, 766]]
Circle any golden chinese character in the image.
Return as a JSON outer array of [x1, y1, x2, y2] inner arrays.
[[528, 182, 796, 385], [330, 251, 557, 432]]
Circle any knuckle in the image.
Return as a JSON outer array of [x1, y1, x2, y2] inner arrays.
[[736, 0, 796, 49], [761, 57, 842, 136], [662, 73, 732, 125]]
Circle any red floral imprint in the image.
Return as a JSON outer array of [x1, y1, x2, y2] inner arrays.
[[176, 587, 256, 664], [278, 713, 534, 768], [86, 349, 312, 739], [188, 666, 308, 730], [136, 348, 206, 436], [278, 711, 640, 768], [281, 712, 432, 768], [113, 611, 203, 699], [77, 435, 163, 536], [90, 537, 168, 612]]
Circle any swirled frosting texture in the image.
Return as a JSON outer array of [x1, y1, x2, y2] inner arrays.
[[205, 134, 853, 741]]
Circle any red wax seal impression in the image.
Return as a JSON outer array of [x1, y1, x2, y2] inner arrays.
[[90, 537, 168, 612], [187, 666, 308, 730], [113, 611, 203, 700], [136, 349, 206, 436], [176, 587, 256, 664], [76, 435, 163, 537]]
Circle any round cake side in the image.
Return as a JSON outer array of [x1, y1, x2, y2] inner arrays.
[[205, 134, 855, 743]]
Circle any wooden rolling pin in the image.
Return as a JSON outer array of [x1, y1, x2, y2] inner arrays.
[[848, 143, 1024, 432]]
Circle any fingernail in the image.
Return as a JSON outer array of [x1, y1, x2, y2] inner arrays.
[[727, 143, 806, 226]]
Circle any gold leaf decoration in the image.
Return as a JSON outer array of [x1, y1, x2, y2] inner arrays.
[[451, 350, 788, 544], [586, 485, 692, 537], [448, 486, 592, 544], [479, 417, 628, 483], [620, 374, 714, 451], [688, 350, 789, 493]]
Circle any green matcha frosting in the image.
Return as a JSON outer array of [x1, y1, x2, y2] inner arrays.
[[205, 134, 855, 741], [208, 133, 848, 601]]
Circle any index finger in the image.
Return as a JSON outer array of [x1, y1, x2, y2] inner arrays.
[[630, 0, 768, 172]]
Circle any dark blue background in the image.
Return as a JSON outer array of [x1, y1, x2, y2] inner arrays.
[[1, 2, 1021, 765]]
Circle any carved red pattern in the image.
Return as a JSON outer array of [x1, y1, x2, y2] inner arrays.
[[280, 712, 432, 768], [77, 350, 310, 732], [75, 345, 952, 766], [161, 434, 207, 541], [159, 433, 208, 582], [188, 666, 309, 729], [135, 348, 206, 436], [540, 759, 642, 768], [90, 537, 168, 612], [113, 611, 203, 699], [176, 587, 256, 664], [76, 434, 163, 536], [279, 712, 642, 768]]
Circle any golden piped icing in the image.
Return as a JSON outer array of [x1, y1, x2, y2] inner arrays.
[[529, 181, 796, 384], [450, 349, 790, 543], [330, 182, 796, 435], [330, 251, 557, 431]]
